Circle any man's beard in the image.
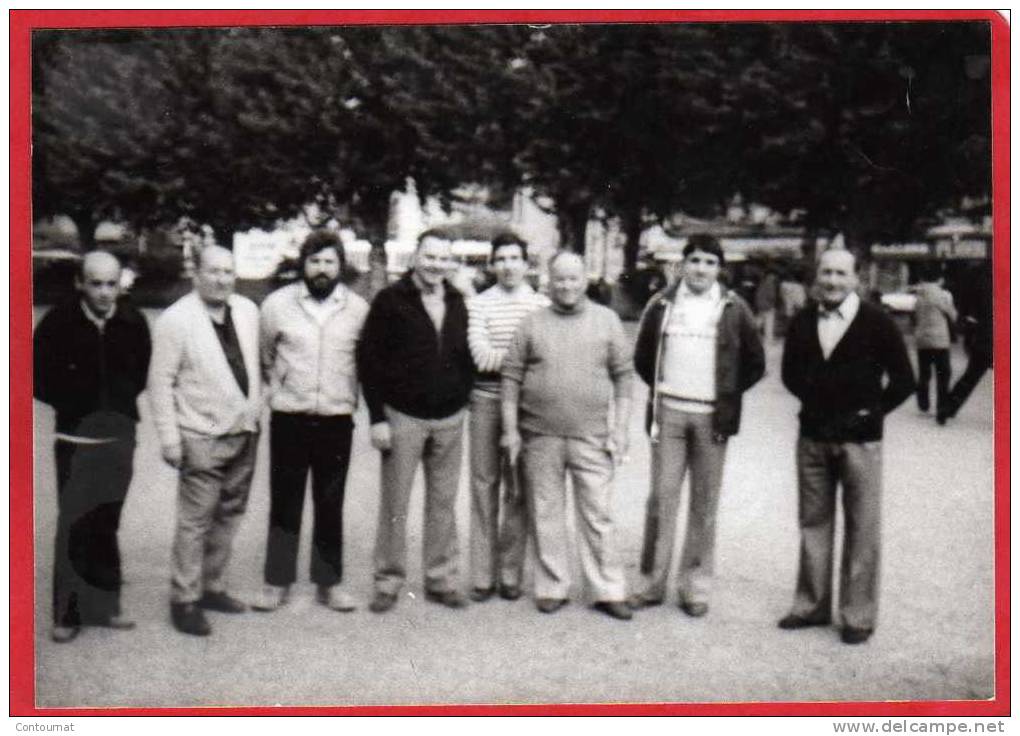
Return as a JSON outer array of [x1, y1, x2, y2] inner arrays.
[[305, 273, 340, 299]]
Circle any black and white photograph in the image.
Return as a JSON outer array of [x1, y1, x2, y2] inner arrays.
[[23, 13, 1001, 712]]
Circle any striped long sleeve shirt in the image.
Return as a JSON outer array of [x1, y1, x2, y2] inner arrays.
[[467, 283, 550, 398]]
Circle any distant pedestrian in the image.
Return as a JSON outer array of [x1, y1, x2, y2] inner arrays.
[[34, 251, 151, 643], [628, 234, 765, 617], [501, 251, 635, 621], [465, 233, 548, 603], [912, 265, 958, 422], [357, 230, 475, 614], [252, 230, 369, 614], [149, 245, 262, 637], [755, 268, 779, 341], [941, 262, 993, 424], [778, 249, 914, 645], [779, 268, 808, 325]]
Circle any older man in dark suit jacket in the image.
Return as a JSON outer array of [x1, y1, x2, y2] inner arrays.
[[778, 249, 914, 645]]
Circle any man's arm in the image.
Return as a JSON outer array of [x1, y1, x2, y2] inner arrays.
[[736, 300, 766, 392], [879, 312, 916, 415], [33, 308, 63, 408], [467, 297, 502, 373], [499, 319, 530, 465], [781, 312, 808, 400], [607, 313, 635, 463], [147, 312, 185, 467], [632, 295, 661, 387]]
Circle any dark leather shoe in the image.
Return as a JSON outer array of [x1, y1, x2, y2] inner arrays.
[[469, 586, 495, 603], [93, 615, 136, 630], [369, 591, 398, 614], [171, 603, 211, 637], [841, 627, 873, 645], [51, 625, 80, 643], [425, 589, 468, 609], [626, 592, 664, 610], [499, 584, 522, 601], [199, 591, 247, 614], [594, 601, 633, 620], [536, 597, 568, 614], [778, 613, 831, 630], [681, 601, 709, 618]]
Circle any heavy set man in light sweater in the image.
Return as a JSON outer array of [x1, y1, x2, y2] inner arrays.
[[501, 251, 635, 621], [148, 245, 262, 637], [466, 233, 549, 603], [252, 230, 370, 614], [629, 235, 765, 617]]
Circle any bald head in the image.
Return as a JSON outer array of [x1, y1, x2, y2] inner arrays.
[[548, 251, 587, 309], [77, 250, 122, 317], [816, 249, 859, 308]]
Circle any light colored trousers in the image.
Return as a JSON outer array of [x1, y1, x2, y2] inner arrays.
[[172, 431, 257, 604], [468, 393, 528, 590], [790, 438, 883, 631], [373, 406, 465, 596], [640, 407, 728, 605], [521, 433, 626, 602]]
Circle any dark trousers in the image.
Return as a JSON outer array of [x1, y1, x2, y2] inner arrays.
[[945, 348, 992, 418], [916, 348, 952, 414], [264, 412, 354, 588], [53, 434, 135, 627]]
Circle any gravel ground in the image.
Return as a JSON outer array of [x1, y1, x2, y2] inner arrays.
[[30, 318, 996, 709]]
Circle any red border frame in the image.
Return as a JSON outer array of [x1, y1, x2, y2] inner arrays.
[[9, 9, 1010, 717]]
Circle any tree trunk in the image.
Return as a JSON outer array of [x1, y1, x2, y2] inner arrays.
[[71, 210, 97, 251], [621, 206, 644, 275], [556, 200, 590, 254]]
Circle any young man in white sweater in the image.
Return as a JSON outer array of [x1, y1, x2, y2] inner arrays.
[[465, 234, 548, 602]]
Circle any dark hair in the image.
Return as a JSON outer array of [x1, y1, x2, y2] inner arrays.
[[683, 233, 725, 265], [416, 228, 453, 249], [491, 232, 529, 262], [299, 229, 346, 273]]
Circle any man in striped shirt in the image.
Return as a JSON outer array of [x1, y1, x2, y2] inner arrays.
[[466, 233, 549, 602]]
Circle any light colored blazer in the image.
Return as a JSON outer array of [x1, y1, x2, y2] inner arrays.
[[148, 291, 262, 448]]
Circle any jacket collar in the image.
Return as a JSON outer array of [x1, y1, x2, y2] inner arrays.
[[661, 278, 735, 307], [396, 271, 462, 302]]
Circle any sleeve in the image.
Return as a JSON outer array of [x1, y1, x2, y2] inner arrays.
[[879, 312, 916, 415], [736, 300, 766, 392], [356, 292, 391, 424], [942, 291, 959, 325], [32, 309, 62, 407], [632, 296, 660, 387], [467, 296, 501, 373], [781, 312, 808, 401], [607, 312, 635, 399], [500, 316, 530, 385], [147, 312, 185, 449], [259, 298, 279, 385]]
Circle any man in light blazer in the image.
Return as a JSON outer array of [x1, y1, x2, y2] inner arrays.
[[148, 245, 262, 637]]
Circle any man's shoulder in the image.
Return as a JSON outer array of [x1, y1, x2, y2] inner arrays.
[[345, 288, 370, 315], [261, 282, 300, 312], [113, 301, 149, 329], [229, 293, 258, 314]]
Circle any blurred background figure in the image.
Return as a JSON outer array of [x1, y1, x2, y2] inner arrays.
[[912, 263, 958, 423]]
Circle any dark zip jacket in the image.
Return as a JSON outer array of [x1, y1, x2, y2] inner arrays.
[[357, 273, 474, 424], [33, 299, 152, 436], [633, 280, 765, 439]]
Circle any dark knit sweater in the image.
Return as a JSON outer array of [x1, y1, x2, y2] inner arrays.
[[781, 300, 915, 442]]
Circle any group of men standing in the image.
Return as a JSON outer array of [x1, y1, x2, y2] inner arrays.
[[35, 228, 928, 646]]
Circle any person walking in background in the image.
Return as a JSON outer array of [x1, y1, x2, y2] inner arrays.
[[465, 233, 549, 603], [778, 267, 808, 336], [33, 251, 151, 643], [941, 262, 993, 424], [148, 245, 262, 637], [754, 267, 779, 341], [912, 264, 958, 423], [628, 235, 765, 617], [252, 230, 369, 614], [778, 249, 914, 645], [501, 251, 635, 621], [357, 230, 475, 614]]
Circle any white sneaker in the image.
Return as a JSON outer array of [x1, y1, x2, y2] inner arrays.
[[251, 584, 289, 612], [317, 585, 358, 612]]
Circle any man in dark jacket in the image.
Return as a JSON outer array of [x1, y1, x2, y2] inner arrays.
[[33, 251, 151, 643], [778, 249, 914, 644], [629, 235, 765, 616], [357, 230, 475, 614]]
